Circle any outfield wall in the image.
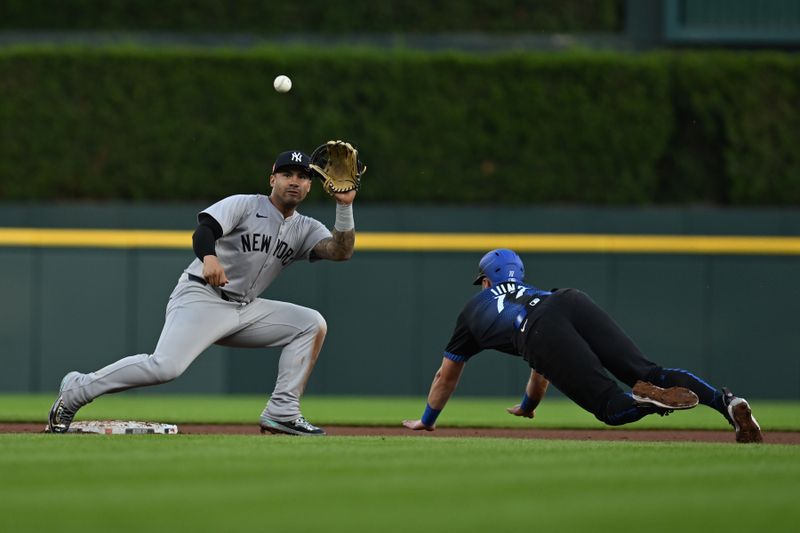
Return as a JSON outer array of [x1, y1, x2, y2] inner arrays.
[[1, 203, 798, 399]]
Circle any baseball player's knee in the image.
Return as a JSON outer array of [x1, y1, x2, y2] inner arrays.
[[148, 354, 188, 383], [600, 391, 654, 426], [307, 310, 327, 337]]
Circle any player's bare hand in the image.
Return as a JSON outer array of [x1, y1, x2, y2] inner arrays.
[[202, 255, 229, 287], [506, 404, 535, 419], [402, 419, 434, 431], [333, 190, 356, 206]]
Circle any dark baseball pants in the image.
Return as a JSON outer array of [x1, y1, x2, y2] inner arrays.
[[520, 289, 726, 425]]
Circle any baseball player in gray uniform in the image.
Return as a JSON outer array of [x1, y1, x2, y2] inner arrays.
[[47, 149, 357, 436]]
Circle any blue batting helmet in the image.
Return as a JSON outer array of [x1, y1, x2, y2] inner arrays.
[[472, 249, 525, 285]]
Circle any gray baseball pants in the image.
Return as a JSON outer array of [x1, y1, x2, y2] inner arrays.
[[61, 274, 327, 421]]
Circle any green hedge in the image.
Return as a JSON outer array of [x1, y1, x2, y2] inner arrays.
[[666, 53, 800, 205], [0, 0, 622, 33], [0, 47, 798, 205]]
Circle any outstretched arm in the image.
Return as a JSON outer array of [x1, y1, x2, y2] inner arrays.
[[312, 190, 356, 261], [507, 369, 549, 419], [403, 358, 465, 431], [312, 229, 354, 261]]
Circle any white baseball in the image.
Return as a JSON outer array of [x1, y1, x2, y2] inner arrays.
[[273, 75, 292, 93]]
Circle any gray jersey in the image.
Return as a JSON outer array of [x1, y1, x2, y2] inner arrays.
[[185, 194, 331, 302]]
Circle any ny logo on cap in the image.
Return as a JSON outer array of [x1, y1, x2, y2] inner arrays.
[[291, 152, 303, 162]]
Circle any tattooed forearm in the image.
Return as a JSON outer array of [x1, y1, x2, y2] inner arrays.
[[313, 229, 355, 261]]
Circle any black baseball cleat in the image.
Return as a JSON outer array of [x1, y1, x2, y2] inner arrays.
[[46, 372, 81, 433], [259, 416, 326, 436], [722, 388, 763, 443], [47, 396, 76, 433], [631, 381, 699, 410]]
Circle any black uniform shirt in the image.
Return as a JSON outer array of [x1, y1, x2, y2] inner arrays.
[[444, 281, 552, 363]]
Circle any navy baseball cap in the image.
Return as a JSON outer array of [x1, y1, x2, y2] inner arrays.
[[272, 150, 311, 173], [472, 249, 525, 285]]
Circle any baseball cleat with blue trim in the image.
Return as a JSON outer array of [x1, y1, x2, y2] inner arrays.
[[631, 380, 699, 410]]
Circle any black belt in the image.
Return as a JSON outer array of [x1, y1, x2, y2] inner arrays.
[[187, 274, 233, 302]]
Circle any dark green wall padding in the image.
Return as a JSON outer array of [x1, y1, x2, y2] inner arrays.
[[1, 203, 798, 399]]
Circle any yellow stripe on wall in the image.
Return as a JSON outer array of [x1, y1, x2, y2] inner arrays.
[[1, 227, 799, 255], [357, 232, 800, 255], [0, 228, 191, 248]]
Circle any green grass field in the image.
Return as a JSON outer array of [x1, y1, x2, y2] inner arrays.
[[2, 394, 799, 532], [2, 393, 800, 430]]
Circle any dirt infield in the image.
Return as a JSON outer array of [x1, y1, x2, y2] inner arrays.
[[3, 422, 799, 444]]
